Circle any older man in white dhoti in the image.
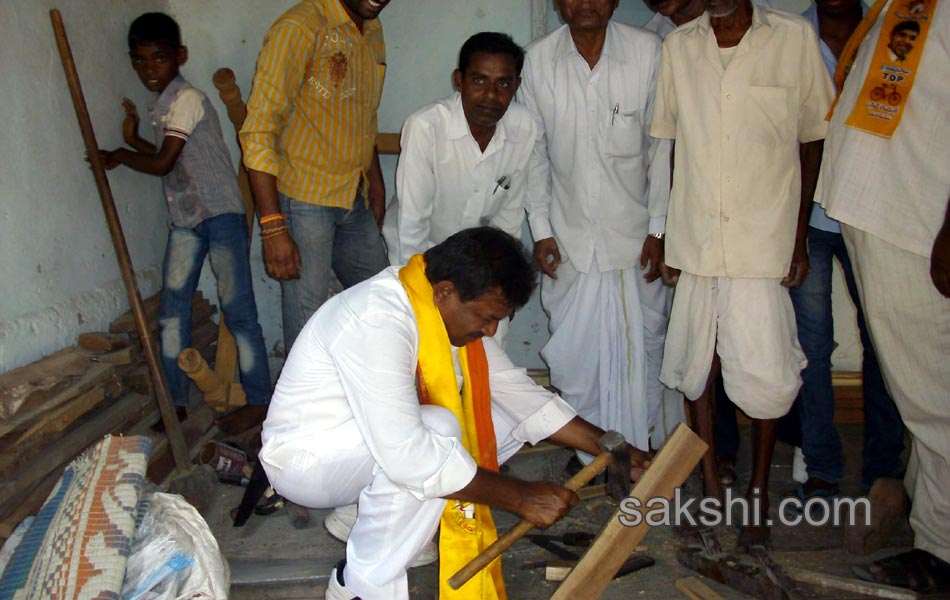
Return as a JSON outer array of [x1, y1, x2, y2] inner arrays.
[[518, 0, 676, 456]]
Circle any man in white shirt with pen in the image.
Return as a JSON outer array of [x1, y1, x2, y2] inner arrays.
[[518, 0, 674, 459], [384, 32, 538, 345]]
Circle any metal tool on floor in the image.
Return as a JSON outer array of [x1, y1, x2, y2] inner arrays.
[[521, 529, 655, 582], [675, 525, 796, 600]]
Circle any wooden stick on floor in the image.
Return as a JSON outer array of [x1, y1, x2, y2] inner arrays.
[[49, 9, 190, 472], [551, 424, 708, 600]]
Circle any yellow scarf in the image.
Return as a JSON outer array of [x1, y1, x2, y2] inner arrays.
[[398, 255, 507, 600], [828, 0, 938, 137]]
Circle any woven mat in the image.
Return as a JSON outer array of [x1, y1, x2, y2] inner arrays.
[[0, 435, 152, 600]]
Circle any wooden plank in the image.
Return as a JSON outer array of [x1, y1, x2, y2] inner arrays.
[[676, 577, 727, 600], [0, 391, 153, 517], [109, 291, 212, 334], [0, 362, 114, 438], [0, 468, 61, 540], [577, 483, 607, 501], [785, 567, 918, 600], [551, 424, 707, 600], [6, 386, 106, 449], [376, 132, 401, 155], [77, 332, 129, 351], [0, 347, 95, 419], [95, 346, 137, 365], [545, 560, 576, 582], [108, 291, 162, 333]]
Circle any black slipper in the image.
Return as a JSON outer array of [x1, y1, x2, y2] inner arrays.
[[853, 549, 950, 592]]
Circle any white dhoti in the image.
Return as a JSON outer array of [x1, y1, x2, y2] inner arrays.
[[540, 253, 680, 451], [842, 225, 950, 563], [660, 273, 806, 419], [260, 405, 525, 600]]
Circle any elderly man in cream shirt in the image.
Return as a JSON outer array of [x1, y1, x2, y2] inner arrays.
[[651, 0, 833, 546]]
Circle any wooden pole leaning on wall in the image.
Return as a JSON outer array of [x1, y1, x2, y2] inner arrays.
[[49, 9, 190, 473]]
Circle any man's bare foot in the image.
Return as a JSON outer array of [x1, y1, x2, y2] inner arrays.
[[718, 456, 737, 487], [737, 487, 770, 550]]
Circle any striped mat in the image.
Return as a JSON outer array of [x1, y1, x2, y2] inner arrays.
[[0, 435, 152, 600]]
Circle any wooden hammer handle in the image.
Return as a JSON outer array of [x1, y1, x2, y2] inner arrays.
[[447, 450, 615, 590]]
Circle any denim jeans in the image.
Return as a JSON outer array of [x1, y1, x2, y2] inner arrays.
[[790, 227, 904, 488], [159, 213, 271, 407], [279, 191, 388, 350]]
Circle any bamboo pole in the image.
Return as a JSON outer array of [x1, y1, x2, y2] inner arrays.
[[49, 9, 190, 473]]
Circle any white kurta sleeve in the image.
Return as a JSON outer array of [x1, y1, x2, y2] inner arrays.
[[644, 40, 671, 234], [518, 55, 555, 243], [797, 23, 834, 143], [328, 300, 477, 500], [394, 115, 439, 263], [650, 39, 678, 141], [484, 338, 576, 445]]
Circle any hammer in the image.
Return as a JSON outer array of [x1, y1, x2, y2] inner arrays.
[[447, 430, 631, 590]]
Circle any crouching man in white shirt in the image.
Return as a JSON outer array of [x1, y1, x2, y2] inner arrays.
[[383, 32, 538, 347], [260, 227, 649, 600]]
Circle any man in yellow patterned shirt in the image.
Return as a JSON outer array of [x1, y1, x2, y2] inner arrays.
[[241, 0, 391, 351]]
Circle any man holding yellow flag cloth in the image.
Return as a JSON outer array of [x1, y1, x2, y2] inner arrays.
[[258, 227, 650, 599]]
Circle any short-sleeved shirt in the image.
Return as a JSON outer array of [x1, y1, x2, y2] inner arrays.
[[651, 7, 834, 278], [383, 92, 537, 264], [240, 0, 387, 209], [149, 76, 244, 228]]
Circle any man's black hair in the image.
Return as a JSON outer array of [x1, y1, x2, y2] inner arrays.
[[892, 20, 921, 34], [128, 13, 182, 50], [458, 32, 525, 76], [424, 227, 537, 308]]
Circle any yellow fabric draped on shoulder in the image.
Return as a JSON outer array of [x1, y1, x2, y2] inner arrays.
[[398, 255, 506, 600]]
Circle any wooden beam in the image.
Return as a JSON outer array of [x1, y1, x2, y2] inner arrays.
[[785, 567, 918, 600], [676, 577, 727, 600], [551, 424, 707, 599], [376, 132, 401, 155]]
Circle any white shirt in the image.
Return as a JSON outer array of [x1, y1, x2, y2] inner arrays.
[[651, 7, 834, 278], [821, 0, 950, 258], [383, 93, 538, 264], [519, 22, 672, 273], [260, 267, 577, 500]]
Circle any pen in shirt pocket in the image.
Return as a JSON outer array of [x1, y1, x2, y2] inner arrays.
[[611, 102, 620, 125], [493, 174, 511, 194]]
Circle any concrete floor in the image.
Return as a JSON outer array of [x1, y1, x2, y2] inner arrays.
[[202, 424, 936, 600]]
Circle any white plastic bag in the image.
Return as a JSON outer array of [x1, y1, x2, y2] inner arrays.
[[121, 492, 229, 600]]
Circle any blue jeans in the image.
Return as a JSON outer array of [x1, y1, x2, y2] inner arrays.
[[790, 227, 904, 488], [279, 191, 388, 350], [159, 213, 271, 407]]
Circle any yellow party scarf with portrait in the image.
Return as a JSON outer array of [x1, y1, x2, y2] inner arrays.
[[829, 0, 939, 137], [399, 254, 507, 600]]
